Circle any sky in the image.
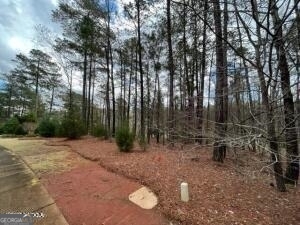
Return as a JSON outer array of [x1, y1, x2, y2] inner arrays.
[[0, 0, 60, 73], [0, 0, 135, 93], [0, 0, 134, 75]]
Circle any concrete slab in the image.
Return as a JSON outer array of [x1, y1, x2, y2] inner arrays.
[[129, 186, 158, 209], [0, 149, 33, 193], [0, 145, 69, 225], [0, 181, 53, 212]]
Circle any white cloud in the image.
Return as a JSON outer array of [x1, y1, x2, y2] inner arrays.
[[15, 5, 23, 14], [51, 0, 59, 6], [8, 36, 32, 53], [0, 0, 60, 72]]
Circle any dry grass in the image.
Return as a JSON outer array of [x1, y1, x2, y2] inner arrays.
[[0, 138, 87, 176]]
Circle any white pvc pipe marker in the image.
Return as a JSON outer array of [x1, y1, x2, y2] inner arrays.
[[180, 182, 189, 202]]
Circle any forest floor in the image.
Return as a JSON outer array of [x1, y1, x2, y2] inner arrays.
[[47, 137, 300, 225]]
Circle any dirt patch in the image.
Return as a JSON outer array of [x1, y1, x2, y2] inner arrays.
[[42, 163, 168, 225], [50, 137, 300, 225]]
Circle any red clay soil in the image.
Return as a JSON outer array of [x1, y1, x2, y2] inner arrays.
[[42, 162, 169, 225], [48, 137, 300, 225]]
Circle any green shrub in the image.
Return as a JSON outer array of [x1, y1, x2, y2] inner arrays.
[[14, 125, 27, 135], [19, 113, 36, 123], [36, 118, 57, 137], [115, 125, 134, 152], [92, 124, 108, 138], [60, 115, 85, 139], [54, 122, 64, 137], [0, 117, 28, 135], [1, 117, 20, 134]]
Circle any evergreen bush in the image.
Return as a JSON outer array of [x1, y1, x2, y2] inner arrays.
[[0, 126, 3, 135], [19, 113, 36, 123], [115, 125, 134, 152], [14, 125, 27, 135], [1, 117, 20, 134], [36, 118, 57, 137], [92, 124, 108, 139], [60, 113, 85, 139]]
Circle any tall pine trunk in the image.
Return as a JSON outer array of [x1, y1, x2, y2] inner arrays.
[[35, 60, 40, 119], [49, 86, 54, 114], [91, 62, 95, 131], [250, 0, 286, 191], [137, 0, 145, 144], [87, 54, 93, 131], [110, 46, 115, 136], [222, 0, 229, 138], [167, 0, 175, 145], [197, 0, 208, 144], [105, 47, 111, 137], [270, 0, 299, 185], [133, 46, 138, 136], [82, 49, 87, 125], [127, 47, 134, 123], [212, 0, 226, 162]]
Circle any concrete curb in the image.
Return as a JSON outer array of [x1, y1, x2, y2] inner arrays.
[[0, 145, 69, 225]]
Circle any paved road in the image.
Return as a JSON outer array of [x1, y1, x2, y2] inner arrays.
[[0, 145, 69, 225]]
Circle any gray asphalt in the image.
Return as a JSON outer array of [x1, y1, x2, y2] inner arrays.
[[0, 145, 69, 225]]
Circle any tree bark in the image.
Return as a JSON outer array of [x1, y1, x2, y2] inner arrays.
[[7, 84, 12, 117], [127, 46, 134, 123], [105, 47, 111, 136], [197, 0, 208, 144], [106, 0, 115, 136], [167, 0, 175, 145], [137, 0, 145, 144], [222, 0, 229, 137], [134, 45, 138, 136], [270, 0, 299, 185], [251, 0, 286, 191], [212, 0, 226, 162], [35, 60, 40, 119], [49, 86, 54, 113], [109, 35, 115, 137], [82, 49, 87, 125], [206, 57, 213, 141], [87, 53, 93, 131], [91, 62, 95, 131], [183, 0, 192, 130], [146, 63, 151, 144]]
